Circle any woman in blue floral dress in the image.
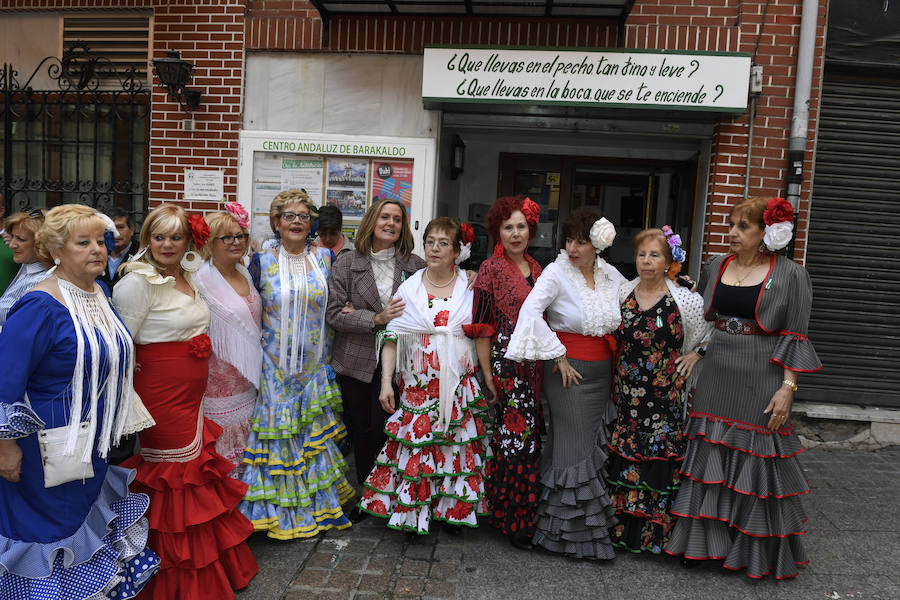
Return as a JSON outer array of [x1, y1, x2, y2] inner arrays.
[[239, 190, 354, 539], [607, 228, 710, 554]]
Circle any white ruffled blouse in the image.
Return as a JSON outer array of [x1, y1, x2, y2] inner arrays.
[[112, 263, 210, 344], [505, 251, 626, 361]]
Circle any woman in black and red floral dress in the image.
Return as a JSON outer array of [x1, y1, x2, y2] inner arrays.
[[472, 196, 544, 550]]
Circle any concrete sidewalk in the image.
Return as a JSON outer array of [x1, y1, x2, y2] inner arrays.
[[238, 446, 900, 600]]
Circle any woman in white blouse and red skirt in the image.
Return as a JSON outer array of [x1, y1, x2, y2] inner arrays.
[[113, 204, 257, 599], [506, 208, 625, 560]]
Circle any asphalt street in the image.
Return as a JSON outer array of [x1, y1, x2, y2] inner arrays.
[[237, 446, 900, 600]]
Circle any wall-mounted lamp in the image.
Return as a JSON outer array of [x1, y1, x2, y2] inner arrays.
[[152, 50, 202, 111], [450, 135, 465, 180]]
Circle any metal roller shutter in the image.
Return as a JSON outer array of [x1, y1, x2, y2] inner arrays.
[[801, 74, 900, 408]]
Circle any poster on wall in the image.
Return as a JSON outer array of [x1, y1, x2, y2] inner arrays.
[[325, 158, 369, 220], [250, 153, 325, 245], [370, 160, 414, 212]]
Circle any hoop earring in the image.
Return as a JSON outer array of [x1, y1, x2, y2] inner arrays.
[[180, 250, 202, 272]]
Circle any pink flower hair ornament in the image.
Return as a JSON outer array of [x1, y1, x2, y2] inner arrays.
[[224, 202, 250, 230]]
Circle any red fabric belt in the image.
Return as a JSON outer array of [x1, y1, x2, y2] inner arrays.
[[557, 331, 616, 361]]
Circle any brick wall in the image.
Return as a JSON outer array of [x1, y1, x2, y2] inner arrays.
[[625, 0, 827, 261], [150, 1, 245, 211], [246, 10, 619, 52], [245, 0, 826, 263], [1, 0, 246, 213]]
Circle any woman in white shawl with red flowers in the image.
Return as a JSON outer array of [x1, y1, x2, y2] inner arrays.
[[359, 217, 491, 535]]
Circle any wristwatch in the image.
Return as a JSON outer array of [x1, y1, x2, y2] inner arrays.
[[695, 346, 706, 357]]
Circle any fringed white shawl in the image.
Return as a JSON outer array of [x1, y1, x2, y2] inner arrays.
[[384, 269, 475, 432], [57, 278, 139, 462], [193, 260, 263, 389], [278, 246, 328, 376]]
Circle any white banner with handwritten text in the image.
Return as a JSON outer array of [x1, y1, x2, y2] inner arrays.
[[423, 47, 751, 112]]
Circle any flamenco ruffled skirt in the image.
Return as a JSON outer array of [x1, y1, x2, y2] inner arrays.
[[239, 363, 354, 539], [533, 359, 618, 560], [664, 329, 810, 579], [124, 339, 258, 600], [606, 397, 685, 554], [664, 414, 810, 579], [359, 374, 491, 534], [0, 465, 159, 600]]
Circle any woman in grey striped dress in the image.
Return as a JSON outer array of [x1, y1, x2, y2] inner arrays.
[[506, 208, 626, 559], [665, 197, 822, 579]]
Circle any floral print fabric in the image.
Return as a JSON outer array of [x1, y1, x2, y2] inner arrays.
[[239, 247, 354, 540], [607, 291, 687, 554], [359, 295, 491, 534], [472, 279, 543, 540]]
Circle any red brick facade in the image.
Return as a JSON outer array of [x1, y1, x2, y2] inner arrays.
[[3, 0, 826, 262], [1, 0, 246, 212], [244, 0, 827, 262]]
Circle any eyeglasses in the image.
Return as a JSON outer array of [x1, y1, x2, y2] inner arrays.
[[27, 208, 44, 219], [424, 238, 452, 249], [215, 233, 250, 245], [280, 212, 311, 223]]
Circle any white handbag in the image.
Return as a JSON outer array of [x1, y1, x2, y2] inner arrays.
[[37, 421, 95, 488]]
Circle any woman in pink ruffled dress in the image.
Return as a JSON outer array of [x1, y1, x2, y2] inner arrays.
[[194, 204, 262, 476]]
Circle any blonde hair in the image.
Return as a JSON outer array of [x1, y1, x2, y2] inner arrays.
[[4, 210, 44, 241], [132, 203, 193, 272], [269, 189, 316, 233], [201, 211, 246, 260], [354, 198, 414, 258], [34, 204, 107, 267]]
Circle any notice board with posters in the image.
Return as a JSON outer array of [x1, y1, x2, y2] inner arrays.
[[237, 131, 436, 252]]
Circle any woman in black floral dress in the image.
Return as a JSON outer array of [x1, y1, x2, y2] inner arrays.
[[472, 196, 543, 550], [607, 228, 710, 554]]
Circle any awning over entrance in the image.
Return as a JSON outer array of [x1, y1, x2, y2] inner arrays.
[[308, 0, 633, 18]]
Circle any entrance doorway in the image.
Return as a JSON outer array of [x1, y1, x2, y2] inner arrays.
[[497, 153, 699, 279]]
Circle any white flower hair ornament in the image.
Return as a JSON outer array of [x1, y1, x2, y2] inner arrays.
[[762, 197, 795, 251], [95, 211, 121, 254], [589, 217, 616, 270]]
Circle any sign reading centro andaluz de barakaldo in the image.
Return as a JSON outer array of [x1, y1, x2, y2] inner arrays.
[[422, 46, 751, 112]]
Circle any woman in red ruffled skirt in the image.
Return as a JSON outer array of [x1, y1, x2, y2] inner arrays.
[[113, 204, 258, 599]]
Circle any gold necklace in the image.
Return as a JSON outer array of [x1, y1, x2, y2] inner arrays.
[[732, 256, 761, 286], [423, 267, 457, 288]]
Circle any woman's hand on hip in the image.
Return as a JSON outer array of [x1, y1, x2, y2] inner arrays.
[[0, 439, 23, 483], [379, 382, 396, 413], [464, 270, 477, 289], [552, 357, 583, 389], [763, 387, 794, 431], [674, 351, 702, 378]]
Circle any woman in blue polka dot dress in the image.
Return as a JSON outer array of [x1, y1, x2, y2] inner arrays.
[[0, 205, 160, 599]]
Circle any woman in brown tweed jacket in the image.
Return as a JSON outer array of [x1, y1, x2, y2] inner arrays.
[[326, 199, 425, 520]]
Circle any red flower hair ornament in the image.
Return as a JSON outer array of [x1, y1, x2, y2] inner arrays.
[[762, 197, 794, 251], [455, 222, 475, 265], [188, 214, 211, 250], [521, 197, 541, 225]]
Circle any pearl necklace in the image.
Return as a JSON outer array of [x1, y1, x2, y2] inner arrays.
[[423, 267, 457, 288]]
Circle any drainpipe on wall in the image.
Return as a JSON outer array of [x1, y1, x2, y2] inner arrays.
[[785, 0, 820, 257]]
